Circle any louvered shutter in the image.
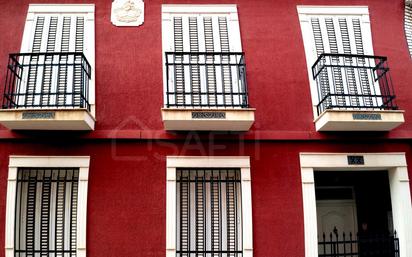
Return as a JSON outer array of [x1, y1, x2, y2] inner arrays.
[[405, 3, 412, 58], [310, 16, 378, 108], [163, 9, 243, 107], [298, 8, 380, 111], [19, 13, 91, 108]]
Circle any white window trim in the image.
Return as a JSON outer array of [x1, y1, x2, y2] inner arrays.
[[296, 6, 374, 119], [299, 153, 412, 257], [21, 4, 96, 116], [166, 156, 253, 257], [5, 156, 90, 257]]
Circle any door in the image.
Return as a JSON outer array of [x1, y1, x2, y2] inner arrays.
[[317, 200, 358, 255]]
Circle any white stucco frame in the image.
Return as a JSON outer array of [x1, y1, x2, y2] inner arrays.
[[166, 156, 253, 257], [5, 156, 90, 257], [300, 153, 412, 257]]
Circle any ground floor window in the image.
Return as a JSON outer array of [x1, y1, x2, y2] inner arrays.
[[5, 156, 90, 257], [15, 168, 79, 257], [166, 157, 252, 257], [176, 169, 242, 257]]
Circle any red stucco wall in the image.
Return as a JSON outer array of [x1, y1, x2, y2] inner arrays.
[[0, 0, 411, 257]]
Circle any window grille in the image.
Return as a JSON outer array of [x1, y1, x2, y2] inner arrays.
[[14, 168, 79, 257], [176, 169, 242, 257]]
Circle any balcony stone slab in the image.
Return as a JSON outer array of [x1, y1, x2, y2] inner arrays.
[[0, 108, 95, 130], [162, 108, 255, 131], [314, 109, 405, 131]]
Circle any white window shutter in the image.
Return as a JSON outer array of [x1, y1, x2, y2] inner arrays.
[[20, 12, 91, 108], [165, 11, 242, 107]]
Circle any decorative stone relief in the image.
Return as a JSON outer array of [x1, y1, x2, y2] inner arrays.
[[111, 0, 144, 27]]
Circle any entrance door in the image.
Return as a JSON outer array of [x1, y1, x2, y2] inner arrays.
[[317, 200, 358, 255], [317, 200, 358, 237]]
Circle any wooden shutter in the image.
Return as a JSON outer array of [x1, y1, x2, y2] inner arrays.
[[308, 15, 377, 107], [21, 13, 90, 107], [166, 12, 242, 107]]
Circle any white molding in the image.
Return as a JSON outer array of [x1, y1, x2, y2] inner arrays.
[[165, 156, 253, 257], [162, 4, 238, 14], [297, 6, 369, 15], [299, 153, 412, 257], [5, 156, 90, 257], [28, 4, 95, 14]]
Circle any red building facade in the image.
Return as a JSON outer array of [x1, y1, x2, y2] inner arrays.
[[0, 1, 411, 257]]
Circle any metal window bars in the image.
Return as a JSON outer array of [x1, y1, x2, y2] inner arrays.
[[165, 52, 248, 108], [14, 168, 79, 257], [312, 53, 397, 115], [318, 228, 400, 257], [176, 169, 243, 257], [3, 52, 91, 111]]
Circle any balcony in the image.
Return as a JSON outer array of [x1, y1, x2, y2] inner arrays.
[[162, 52, 255, 131], [0, 52, 94, 130], [312, 54, 404, 131]]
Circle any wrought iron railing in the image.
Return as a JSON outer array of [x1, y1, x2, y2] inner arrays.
[[2, 52, 91, 111], [318, 230, 399, 257], [312, 53, 397, 115], [165, 52, 248, 108]]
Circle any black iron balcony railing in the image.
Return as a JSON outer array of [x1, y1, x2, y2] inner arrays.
[[318, 231, 399, 257], [3, 52, 91, 111], [312, 53, 397, 115], [165, 52, 248, 108]]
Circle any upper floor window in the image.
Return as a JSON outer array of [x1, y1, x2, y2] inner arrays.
[[162, 5, 246, 109], [161, 5, 255, 131], [297, 6, 404, 131], [0, 4, 95, 130]]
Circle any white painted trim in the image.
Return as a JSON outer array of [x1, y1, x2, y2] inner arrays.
[[162, 4, 238, 14], [299, 153, 412, 257], [28, 4, 95, 13], [165, 156, 253, 257], [297, 6, 369, 15], [5, 156, 90, 257]]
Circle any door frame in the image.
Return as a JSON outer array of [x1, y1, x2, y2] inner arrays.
[[300, 153, 412, 257]]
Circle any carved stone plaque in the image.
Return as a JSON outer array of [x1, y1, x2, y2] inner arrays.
[[111, 0, 144, 27], [22, 112, 55, 119], [192, 112, 226, 119]]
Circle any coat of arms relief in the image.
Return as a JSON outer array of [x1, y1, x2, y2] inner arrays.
[[111, 0, 144, 26]]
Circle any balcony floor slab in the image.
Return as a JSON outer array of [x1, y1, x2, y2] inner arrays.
[[0, 108, 95, 130], [315, 109, 405, 131], [162, 108, 255, 131]]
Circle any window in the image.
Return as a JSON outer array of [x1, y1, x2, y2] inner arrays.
[[161, 5, 255, 131], [9, 4, 95, 112], [297, 6, 404, 131], [166, 157, 253, 257], [5, 156, 90, 257], [0, 4, 96, 130], [162, 5, 247, 108]]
